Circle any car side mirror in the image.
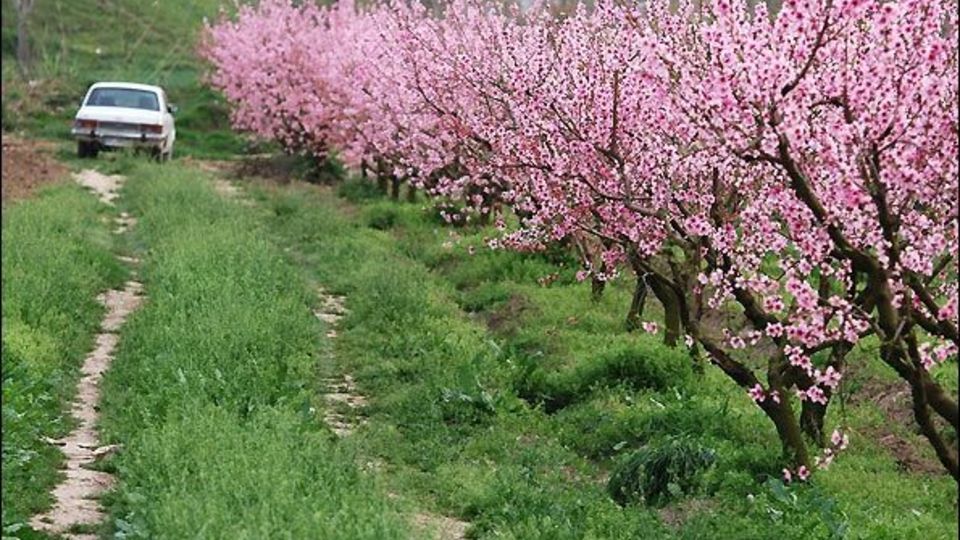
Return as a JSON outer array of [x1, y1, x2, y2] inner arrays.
[[167, 104, 178, 115]]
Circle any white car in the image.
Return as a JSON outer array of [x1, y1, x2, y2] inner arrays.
[[71, 82, 177, 160]]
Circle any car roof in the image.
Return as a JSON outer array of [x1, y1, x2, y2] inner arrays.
[[88, 82, 164, 94]]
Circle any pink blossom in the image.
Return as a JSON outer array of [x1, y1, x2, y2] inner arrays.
[[805, 386, 828, 405], [816, 367, 842, 389]]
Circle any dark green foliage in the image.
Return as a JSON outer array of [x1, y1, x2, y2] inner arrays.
[[438, 356, 498, 426], [338, 176, 385, 203], [365, 203, 400, 230], [457, 282, 514, 313], [608, 435, 717, 507], [514, 339, 693, 412]]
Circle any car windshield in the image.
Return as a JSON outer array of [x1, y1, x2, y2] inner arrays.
[[85, 88, 159, 111]]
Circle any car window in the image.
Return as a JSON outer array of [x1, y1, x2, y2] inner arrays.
[[86, 88, 160, 111]]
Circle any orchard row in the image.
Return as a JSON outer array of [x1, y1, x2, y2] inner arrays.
[[202, 0, 959, 480]]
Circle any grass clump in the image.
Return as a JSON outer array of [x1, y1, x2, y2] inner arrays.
[[1, 184, 124, 532], [338, 176, 385, 203], [608, 435, 717, 507]]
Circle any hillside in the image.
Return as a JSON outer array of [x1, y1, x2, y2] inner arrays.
[[1, 0, 242, 158]]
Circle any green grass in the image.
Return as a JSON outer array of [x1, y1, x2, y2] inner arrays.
[[97, 163, 407, 538], [1, 183, 125, 535], [1, 0, 244, 159], [252, 176, 958, 539]]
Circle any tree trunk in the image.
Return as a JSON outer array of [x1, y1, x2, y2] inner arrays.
[[763, 398, 811, 469], [688, 340, 705, 375], [407, 184, 417, 203], [799, 401, 828, 448], [360, 159, 369, 180], [375, 159, 389, 193], [877, 334, 960, 479], [910, 382, 959, 481], [390, 175, 401, 200], [591, 277, 606, 302], [903, 336, 960, 481], [799, 342, 848, 446], [649, 274, 681, 347], [15, 0, 35, 78], [625, 275, 647, 332]]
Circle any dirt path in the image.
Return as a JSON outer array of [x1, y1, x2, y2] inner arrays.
[[311, 287, 468, 539], [313, 287, 369, 437], [29, 170, 144, 539]]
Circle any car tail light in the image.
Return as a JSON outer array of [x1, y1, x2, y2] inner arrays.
[[75, 119, 97, 129], [140, 124, 163, 134]]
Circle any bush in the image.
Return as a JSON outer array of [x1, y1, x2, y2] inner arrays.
[[554, 391, 744, 460], [365, 203, 400, 230], [435, 354, 499, 426], [338, 176, 384, 203], [608, 435, 717, 507]]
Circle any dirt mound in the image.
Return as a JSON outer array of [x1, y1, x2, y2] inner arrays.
[[1, 134, 68, 202]]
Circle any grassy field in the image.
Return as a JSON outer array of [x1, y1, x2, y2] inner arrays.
[[1, 0, 244, 159], [93, 162, 407, 538], [1, 183, 126, 536], [245, 175, 958, 539]]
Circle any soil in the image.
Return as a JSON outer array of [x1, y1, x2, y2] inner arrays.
[[411, 512, 470, 540], [313, 287, 369, 437], [72, 169, 125, 205], [1, 134, 68, 202]]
